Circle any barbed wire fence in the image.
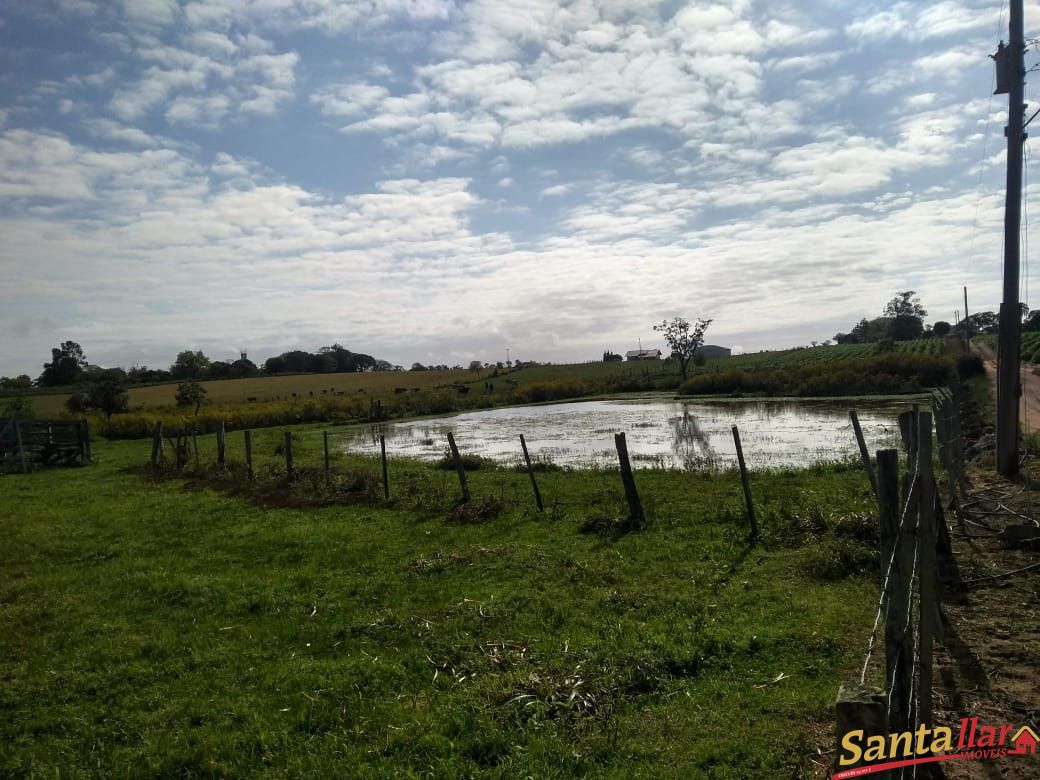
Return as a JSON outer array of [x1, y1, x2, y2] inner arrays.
[[835, 387, 969, 776]]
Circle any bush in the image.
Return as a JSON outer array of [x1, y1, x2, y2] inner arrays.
[[800, 538, 877, 581], [956, 354, 986, 379], [678, 352, 953, 397]]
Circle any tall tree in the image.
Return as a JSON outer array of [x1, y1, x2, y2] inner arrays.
[[38, 341, 87, 386], [653, 317, 712, 382], [170, 350, 211, 380], [884, 291, 927, 319]]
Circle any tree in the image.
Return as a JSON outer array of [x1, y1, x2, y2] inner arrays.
[[175, 380, 207, 415], [66, 393, 89, 414], [38, 341, 87, 386], [653, 316, 712, 382], [468, 360, 483, 372], [932, 321, 951, 337], [87, 380, 129, 420], [0, 374, 32, 390], [884, 291, 927, 319], [170, 349, 211, 380], [1023, 310, 1040, 332]]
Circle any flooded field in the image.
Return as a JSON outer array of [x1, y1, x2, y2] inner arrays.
[[338, 396, 912, 470]]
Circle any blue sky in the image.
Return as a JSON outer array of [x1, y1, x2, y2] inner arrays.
[[0, 0, 1033, 376]]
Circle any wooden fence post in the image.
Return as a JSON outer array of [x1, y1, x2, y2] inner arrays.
[[731, 425, 758, 541], [834, 683, 888, 773], [897, 410, 918, 471], [80, 420, 91, 463], [323, 431, 330, 482], [850, 410, 878, 497], [380, 435, 390, 499], [216, 421, 226, 467], [446, 432, 470, 503], [14, 419, 27, 474], [520, 434, 544, 512], [614, 432, 644, 525], [877, 449, 909, 732], [244, 430, 253, 480], [284, 431, 294, 479], [75, 420, 85, 462], [917, 411, 936, 730], [151, 421, 164, 467]]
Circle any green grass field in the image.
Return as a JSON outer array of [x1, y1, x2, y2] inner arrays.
[[1, 428, 881, 776]]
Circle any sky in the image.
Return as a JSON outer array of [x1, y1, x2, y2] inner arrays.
[[0, 0, 1037, 377]]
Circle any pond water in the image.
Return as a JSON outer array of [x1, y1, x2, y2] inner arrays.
[[337, 397, 912, 470]]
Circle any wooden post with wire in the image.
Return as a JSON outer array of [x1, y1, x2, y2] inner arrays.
[[877, 449, 909, 732], [520, 434, 544, 512], [849, 410, 877, 497], [216, 421, 226, 467], [284, 431, 294, 479], [380, 435, 389, 500], [917, 411, 936, 730], [323, 431, 330, 483], [446, 432, 470, 503], [732, 425, 758, 541], [151, 421, 164, 467], [244, 429, 253, 480], [14, 419, 27, 474], [614, 432, 644, 525]]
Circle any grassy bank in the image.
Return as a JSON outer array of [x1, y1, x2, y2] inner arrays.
[[0, 432, 881, 776], [7, 340, 960, 441]]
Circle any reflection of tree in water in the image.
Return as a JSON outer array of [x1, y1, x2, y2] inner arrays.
[[671, 407, 718, 470]]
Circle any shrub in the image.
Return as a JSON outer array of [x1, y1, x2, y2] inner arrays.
[[956, 354, 986, 379], [678, 352, 953, 397]]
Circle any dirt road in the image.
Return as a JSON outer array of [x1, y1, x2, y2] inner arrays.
[[975, 343, 1040, 432]]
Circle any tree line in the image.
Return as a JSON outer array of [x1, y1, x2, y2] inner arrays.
[[830, 291, 1040, 345]]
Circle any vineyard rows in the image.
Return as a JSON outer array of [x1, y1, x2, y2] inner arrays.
[[720, 339, 948, 371]]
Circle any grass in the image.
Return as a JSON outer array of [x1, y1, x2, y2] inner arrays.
[[12, 340, 958, 423], [0, 428, 882, 777]]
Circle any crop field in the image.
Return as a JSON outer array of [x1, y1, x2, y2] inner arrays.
[[1, 429, 880, 776]]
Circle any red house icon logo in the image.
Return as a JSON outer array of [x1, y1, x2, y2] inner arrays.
[[1010, 725, 1039, 755]]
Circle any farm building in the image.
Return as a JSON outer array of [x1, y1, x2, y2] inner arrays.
[[626, 349, 662, 360], [701, 345, 731, 358]]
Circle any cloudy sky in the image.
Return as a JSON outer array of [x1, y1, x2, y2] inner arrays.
[[0, 0, 1035, 376]]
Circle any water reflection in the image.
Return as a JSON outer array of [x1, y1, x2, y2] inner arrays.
[[671, 408, 718, 471], [336, 397, 907, 471]]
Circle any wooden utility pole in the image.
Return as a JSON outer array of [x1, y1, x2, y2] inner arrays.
[[963, 286, 970, 351], [995, 2, 1026, 477]]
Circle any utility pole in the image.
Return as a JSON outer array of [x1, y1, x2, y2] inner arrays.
[[995, 1, 1026, 477]]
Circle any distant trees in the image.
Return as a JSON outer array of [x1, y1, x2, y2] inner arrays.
[[602, 350, 623, 362], [170, 350, 212, 380], [833, 291, 927, 344], [653, 316, 712, 382], [67, 379, 130, 419], [468, 360, 483, 372], [954, 311, 999, 339], [38, 341, 87, 386], [932, 321, 951, 337], [175, 381, 207, 415], [263, 345, 376, 375], [0, 375, 32, 390]]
